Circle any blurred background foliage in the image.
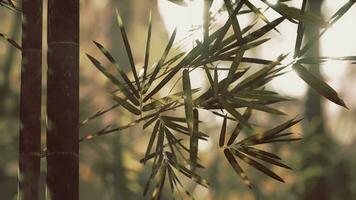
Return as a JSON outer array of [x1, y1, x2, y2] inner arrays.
[[1, 0, 356, 199]]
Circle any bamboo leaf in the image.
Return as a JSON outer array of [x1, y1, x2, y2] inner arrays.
[[219, 97, 251, 129], [293, 63, 347, 108], [0, 32, 21, 49], [93, 41, 139, 97], [86, 54, 139, 105], [144, 28, 177, 94], [225, 96, 285, 115], [238, 118, 302, 145], [144, 120, 160, 164], [298, 56, 356, 64], [293, 0, 307, 58], [116, 9, 140, 89], [242, 146, 282, 160], [112, 95, 141, 115], [143, 11, 152, 85], [224, 149, 252, 188], [227, 108, 252, 145], [212, 0, 245, 52], [183, 69, 194, 132], [190, 109, 199, 173], [237, 147, 292, 170], [238, 17, 284, 46], [143, 116, 159, 130], [219, 115, 227, 147], [166, 153, 209, 188], [245, 0, 271, 25], [231, 149, 285, 183], [233, 54, 287, 91]]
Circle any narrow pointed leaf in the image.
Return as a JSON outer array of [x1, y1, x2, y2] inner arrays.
[[224, 149, 252, 188], [86, 54, 139, 105], [112, 95, 141, 115], [93, 41, 139, 97], [190, 109, 199, 173], [116, 9, 140, 89], [227, 108, 252, 145], [144, 28, 177, 94], [143, 11, 152, 84], [293, 63, 347, 108], [183, 69, 194, 132], [231, 149, 285, 183], [219, 115, 227, 147]]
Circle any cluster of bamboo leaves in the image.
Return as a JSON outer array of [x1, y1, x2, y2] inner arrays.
[[1, 0, 355, 199], [80, 0, 356, 198]]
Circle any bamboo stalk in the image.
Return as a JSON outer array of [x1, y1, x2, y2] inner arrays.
[[47, 0, 79, 199], [19, 0, 43, 199]]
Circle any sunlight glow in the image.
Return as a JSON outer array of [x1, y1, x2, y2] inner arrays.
[[158, 0, 223, 51], [266, 0, 279, 5]]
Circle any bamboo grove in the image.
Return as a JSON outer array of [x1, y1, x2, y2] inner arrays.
[[1, 0, 356, 199]]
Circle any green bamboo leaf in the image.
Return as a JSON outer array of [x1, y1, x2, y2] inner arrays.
[[276, 3, 328, 26], [329, 0, 355, 24], [163, 120, 208, 140], [80, 103, 120, 127], [161, 116, 187, 123], [93, 41, 139, 97], [144, 120, 160, 164], [112, 95, 141, 115], [144, 28, 177, 94], [233, 90, 291, 103], [233, 54, 287, 91], [213, 66, 219, 98], [86, 54, 139, 106], [152, 163, 167, 200], [231, 149, 285, 183], [293, 0, 307, 58], [242, 146, 282, 160], [143, 40, 205, 102], [166, 165, 177, 192], [143, 88, 200, 111], [239, 118, 302, 145], [183, 69, 194, 132], [238, 17, 284, 46], [143, 11, 152, 85], [116, 9, 140, 90], [0, 32, 21, 49], [219, 97, 251, 129], [245, 0, 271, 25], [227, 108, 252, 145], [143, 115, 159, 130], [212, 0, 245, 52], [225, 96, 285, 115], [217, 38, 271, 61], [224, 149, 252, 188], [298, 56, 356, 64], [237, 147, 292, 170], [166, 153, 209, 188], [190, 109, 199, 173], [219, 115, 227, 147], [224, 0, 242, 40], [293, 63, 347, 108]]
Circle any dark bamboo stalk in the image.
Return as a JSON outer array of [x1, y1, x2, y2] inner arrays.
[[47, 0, 79, 199], [19, 0, 43, 199], [303, 1, 330, 200]]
